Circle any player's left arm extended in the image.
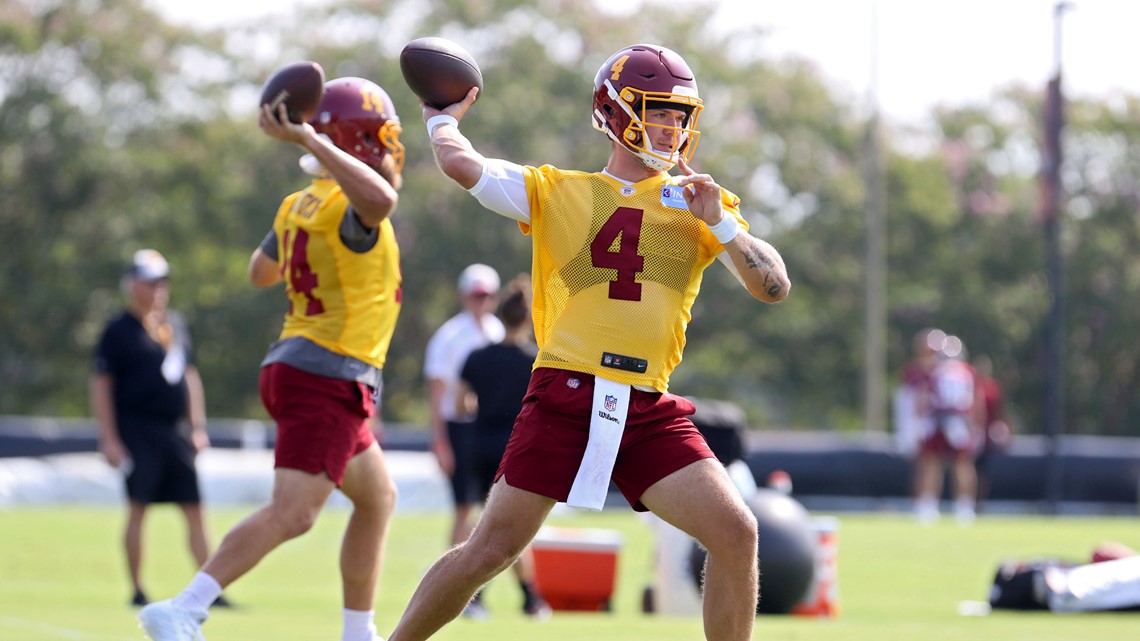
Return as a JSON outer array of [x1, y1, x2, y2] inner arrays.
[[720, 232, 791, 303]]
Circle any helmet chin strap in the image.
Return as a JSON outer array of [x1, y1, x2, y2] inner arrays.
[[637, 139, 679, 172], [298, 153, 327, 176], [637, 151, 675, 172], [604, 127, 676, 172], [299, 134, 334, 176]]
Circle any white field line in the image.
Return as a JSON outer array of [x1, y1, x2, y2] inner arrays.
[[0, 616, 138, 641]]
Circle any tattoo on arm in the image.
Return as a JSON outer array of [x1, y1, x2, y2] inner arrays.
[[741, 236, 776, 270], [763, 273, 783, 298], [739, 236, 785, 298]]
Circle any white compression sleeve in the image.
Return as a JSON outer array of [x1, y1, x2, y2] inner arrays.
[[467, 158, 531, 223]]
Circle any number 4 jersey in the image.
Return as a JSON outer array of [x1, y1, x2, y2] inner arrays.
[[273, 178, 402, 369], [519, 164, 747, 392]]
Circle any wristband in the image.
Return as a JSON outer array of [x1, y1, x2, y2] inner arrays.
[[426, 114, 459, 137], [708, 215, 741, 244]]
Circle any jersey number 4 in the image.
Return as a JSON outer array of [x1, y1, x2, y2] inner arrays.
[[590, 207, 644, 301], [281, 228, 325, 316]]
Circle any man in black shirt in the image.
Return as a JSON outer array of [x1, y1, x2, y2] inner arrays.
[[89, 249, 220, 607]]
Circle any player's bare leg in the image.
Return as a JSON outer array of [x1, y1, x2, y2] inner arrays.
[[951, 454, 977, 524], [913, 452, 944, 522], [338, 443, 398, 610], [201, 468, 336, 586], [641, 459, 759, 641], [387, 480, 555, 641]]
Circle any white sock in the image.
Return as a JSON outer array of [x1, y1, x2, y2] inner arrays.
[[342, 608, 377, 641], [172, 572, 222, 613]]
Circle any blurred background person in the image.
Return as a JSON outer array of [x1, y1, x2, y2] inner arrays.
[[972, 353, 1011, 512], [913, 335, 982, 525], [454, 274, 550, 620], [423, 263, 503, 617], [89, 249, 222, 607], [894, 327, 944, 459]]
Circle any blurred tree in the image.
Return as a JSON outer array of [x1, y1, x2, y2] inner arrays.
[[2, 0, 1139, 437]]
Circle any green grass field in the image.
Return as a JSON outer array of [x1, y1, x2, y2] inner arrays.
[[1, 505, 1136, 641]]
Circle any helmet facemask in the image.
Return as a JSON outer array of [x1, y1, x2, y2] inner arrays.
[[614, 87, 702, 171]]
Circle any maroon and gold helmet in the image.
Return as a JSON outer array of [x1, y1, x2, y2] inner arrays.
[[309, 77, 405, 173], [591, 44, 703, 171]]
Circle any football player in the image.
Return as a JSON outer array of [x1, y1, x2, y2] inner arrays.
[[139, 77, 404, 641], [387, 44, 790, 641], [914, 335, 983, 525]]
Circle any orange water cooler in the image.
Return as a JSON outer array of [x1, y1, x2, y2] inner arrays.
[[531, 526, 623, 611]]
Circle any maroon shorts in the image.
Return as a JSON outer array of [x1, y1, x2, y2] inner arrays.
[[259, 362, 376, 486], [918, 427, 976, 459], [496, 368, 714, 512]]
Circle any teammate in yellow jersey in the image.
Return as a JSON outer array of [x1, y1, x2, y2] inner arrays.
[[386, 44, 790, 641], [139, 77, 404, 641]]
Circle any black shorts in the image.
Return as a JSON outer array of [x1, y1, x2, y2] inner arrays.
[[446, 420, 478, 506], [471, 425, 512, 502], [121, 422, 202, 505]]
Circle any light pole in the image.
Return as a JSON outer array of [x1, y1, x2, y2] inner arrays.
[[1041, 1, 1072, 513], [863, 0, 887, 434]]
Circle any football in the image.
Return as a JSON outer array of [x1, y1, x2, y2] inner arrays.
[[399, 37, 483, 110], [259, 61, 326, 124]]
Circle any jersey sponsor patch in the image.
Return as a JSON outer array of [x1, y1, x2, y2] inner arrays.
[[660, 185, 689, 210]]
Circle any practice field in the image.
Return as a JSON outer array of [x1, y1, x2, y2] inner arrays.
[[1, 506, 1136, 641]]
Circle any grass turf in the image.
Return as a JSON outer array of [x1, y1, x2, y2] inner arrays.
[[0, 505, 1136, 640]]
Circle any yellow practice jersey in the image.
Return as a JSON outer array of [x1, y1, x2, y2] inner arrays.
[[274, 178, 402, 368], [519, 165, 747, 392]]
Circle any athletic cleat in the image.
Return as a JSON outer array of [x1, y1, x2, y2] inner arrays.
[[131, 590, 149, 607], [523, 598, 553, 621], [460, 599, 490, 621], [138, 599, 208, 641]]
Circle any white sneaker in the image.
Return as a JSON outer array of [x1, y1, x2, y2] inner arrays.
[[461, 599, 490, 621], [954, 504, 977, 526], [915, 498, 940, 525], [138, 599, 208, 641]]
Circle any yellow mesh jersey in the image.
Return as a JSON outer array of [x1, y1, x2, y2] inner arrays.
[[519, 165, 747, 392], [274, 178, 402, 368]]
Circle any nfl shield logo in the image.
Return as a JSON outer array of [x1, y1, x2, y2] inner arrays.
[[567, 377, 580, 389], [604, 395, 617, 412]]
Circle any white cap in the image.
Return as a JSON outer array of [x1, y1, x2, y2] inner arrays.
[[128, 249, 170, 282], [457, 263, 500, 296]]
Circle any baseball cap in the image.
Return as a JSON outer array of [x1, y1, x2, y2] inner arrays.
[[457, 263, 500, 297], [128, 249, 170, 282]]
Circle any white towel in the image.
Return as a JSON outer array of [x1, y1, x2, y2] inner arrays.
[[161, 346, 186, 385], [566, 377, 630, 511]]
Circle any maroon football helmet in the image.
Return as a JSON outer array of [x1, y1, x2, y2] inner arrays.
[[309, 77, 405, 173], [591, 44, 703, 171]]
